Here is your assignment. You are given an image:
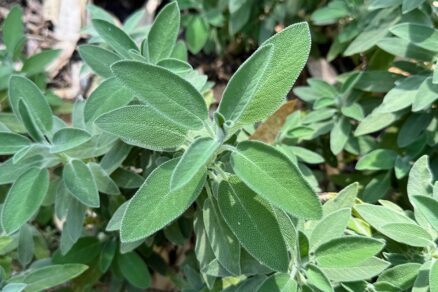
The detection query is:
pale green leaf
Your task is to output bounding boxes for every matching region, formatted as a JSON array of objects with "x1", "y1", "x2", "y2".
[
  {"x1": 306, "y1": 264, "x2": 333, "y2": 292},
  {"x1": 63, "y1": 159, "x2": 99, "y2": 208},
  {"x1": 111, "y1": 61, "x2": 208, "y2": 129},
  {"x1": 78, "y1": 45, "x2": 121, "y2": 78},
  {"x1": 3, "y1": 6, "x2": 24, "y2": 58},
  {"x1": 117, "y1": 252, "x2": 150, "y2": 288},
  {"x1": 356, "y1": 149, "x2": 397, "y2": 170},
  {"x1": 323, "y1": 182, "x2": 358, "y2": 215},
  {"x1": 88, "y1": 162, "x2": 120, "y2": 195},
  {"x1": 218, "y1": 177, "x2": 289, "y2": 272},
  {"x1": 1, "y1": 168, "x2": 49, "y2": 234},
  {"x1": 0, "y1": 132, "x2": 31, "y2": 154},
  {"x1": 412, "y1": 261, "x2": 431, "y2": 292},
  {"x1": 8, "y1": 264, "x2": 88, "y2": 291},
  {"x1": 431, "y1": 260, "x2": 438, "y2": 292},
  {"x1": 92, "y1": 19, "x2": 138, "y2": 58},
  {"x1": 378, "y1": 263, "x2": 422, "y2": 290},
  {"x1": 186, "y1": 15, "x2": 209, "y2": 54},
  {"x1": 120, "y1": 158, "x2": 205, "y2": 242},
  {"x1": 257, "y1": 273, "x2": 297, "y2": 292},
  {"x1": 380, "y1": 222, "x2": 433, "y2": 247},
  {"x1": 147, "y1": 2, "x2": 180, "y2": 63},
  {"x1": 413, "y1": 77, "x2": 438, "y2": 111},
  {"x1": 330, "y1": 116, "x2": 351, "y2": 155},
  {"x1": 171, "y1": 137, "x2": 219, "y2": 191},
  {"x1": 310, "y1": 208, "x2": 351, "y2": 251},
  {"x1": 50, "y1": 128, "x2": 91, "y2": 153},
  {"x1": 391, "y1": 23, "x2": 438, "y2": 52},
  {"x1": 411, "y1": 195, "x2": 438, "y2": 232},
  {"x1": 355, "y1": 111, "x2": 399, "y2": 136},
  {"x1": 95, "y1": 105, "x2": 187, "y2": 151},
  {"x1": 321, "y1": 257, "x2": 390, "y2": 282},
  {"x1": 231, "y1": 141, "x2": 322, "y2": 219},
  {"x1": 22, "y1": 49, "x2": 60, "y2": 75}
]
